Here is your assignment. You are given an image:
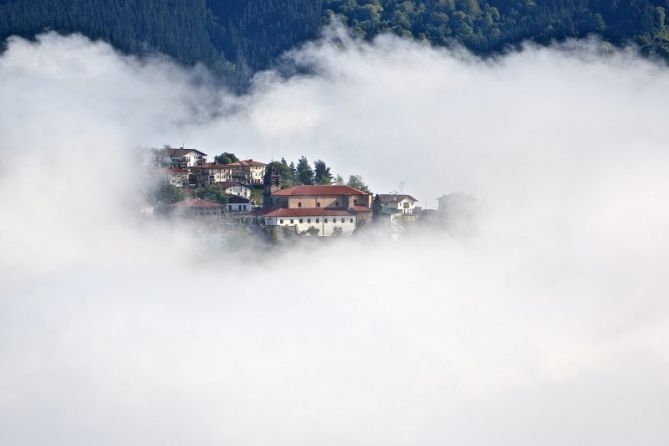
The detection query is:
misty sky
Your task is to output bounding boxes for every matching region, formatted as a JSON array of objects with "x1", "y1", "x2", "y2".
[{"x1": 1, "y1": 29, "x2": 669, "y2": 445}]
